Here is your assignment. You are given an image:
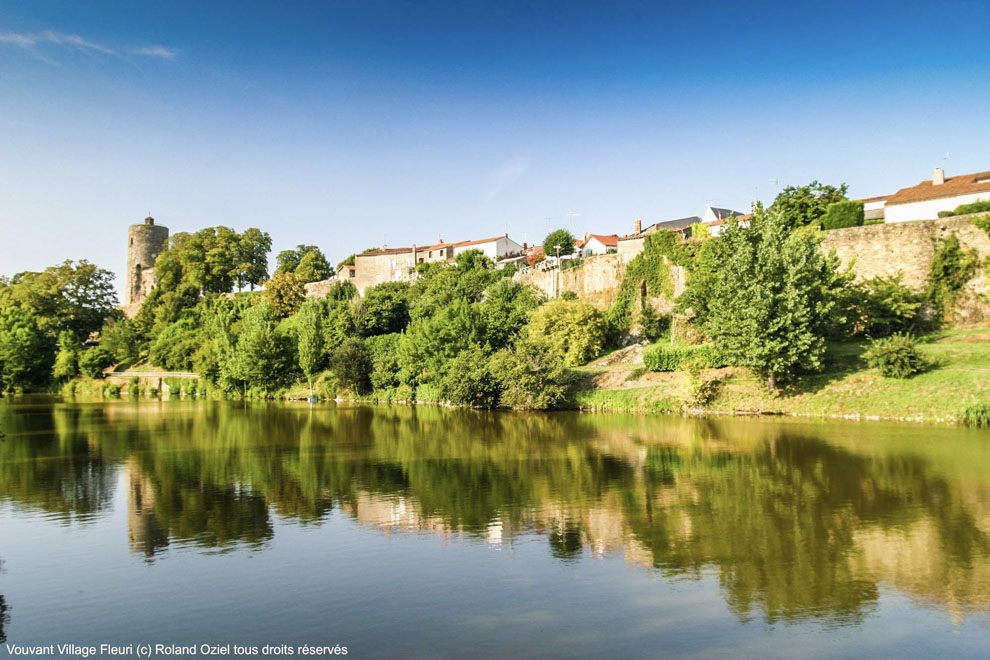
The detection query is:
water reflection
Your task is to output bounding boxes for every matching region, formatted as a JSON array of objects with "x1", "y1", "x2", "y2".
[{"x1": 1, "y1": 399, "x2": 989, "y2": 625}]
